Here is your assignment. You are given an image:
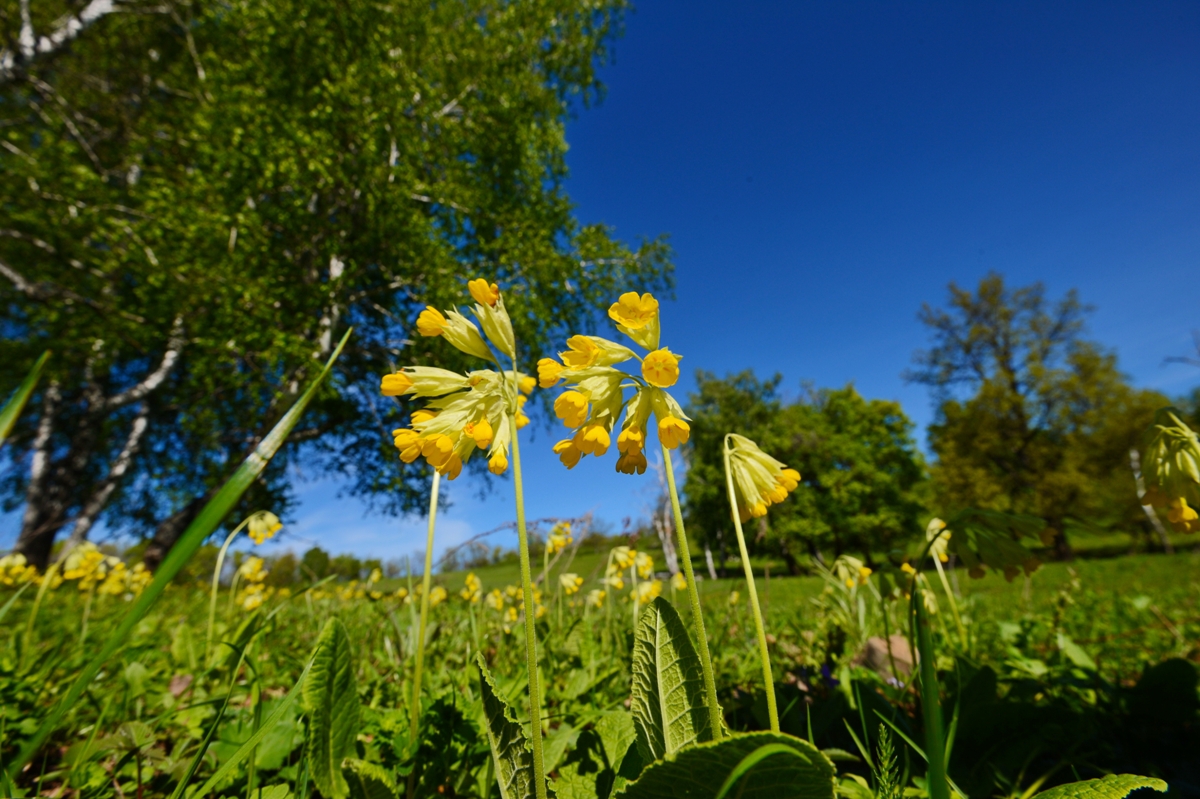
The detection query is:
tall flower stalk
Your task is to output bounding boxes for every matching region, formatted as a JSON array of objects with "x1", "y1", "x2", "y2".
[
  {"x1": 205, "y1": 511, "x2": 281, "y2": 666},
  {"x1": 408, "y1": 469, "x2": 441, "y2": 746},
  {"x1": 721, "y1": 433, "x2": 801, "y2": 733},
  {"x1": 380, "y1": 279, "x2": 545, "y2": 797},
  {"x1": 540, "y1": 291, "x2": 723, "y2": 738}
]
